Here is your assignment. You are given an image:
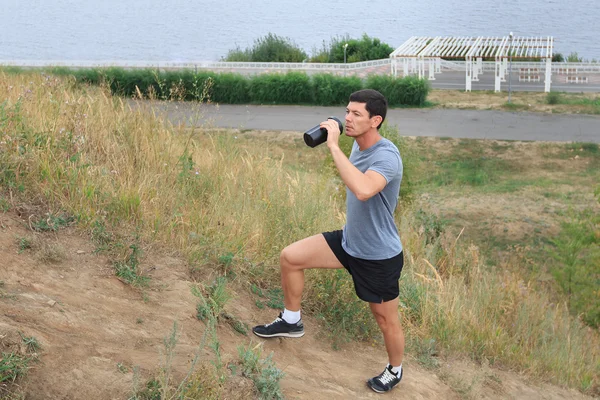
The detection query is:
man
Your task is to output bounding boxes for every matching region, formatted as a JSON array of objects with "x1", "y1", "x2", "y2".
[{"x1": 253, "y1": 89, "x2": 405, "y2": 394}]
